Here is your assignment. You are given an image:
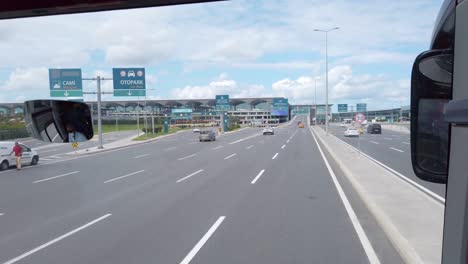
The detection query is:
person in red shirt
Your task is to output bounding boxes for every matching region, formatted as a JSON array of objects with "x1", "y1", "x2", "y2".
[{"x1": 10, "y1": 142, "x2": 23, "y2": 170}]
